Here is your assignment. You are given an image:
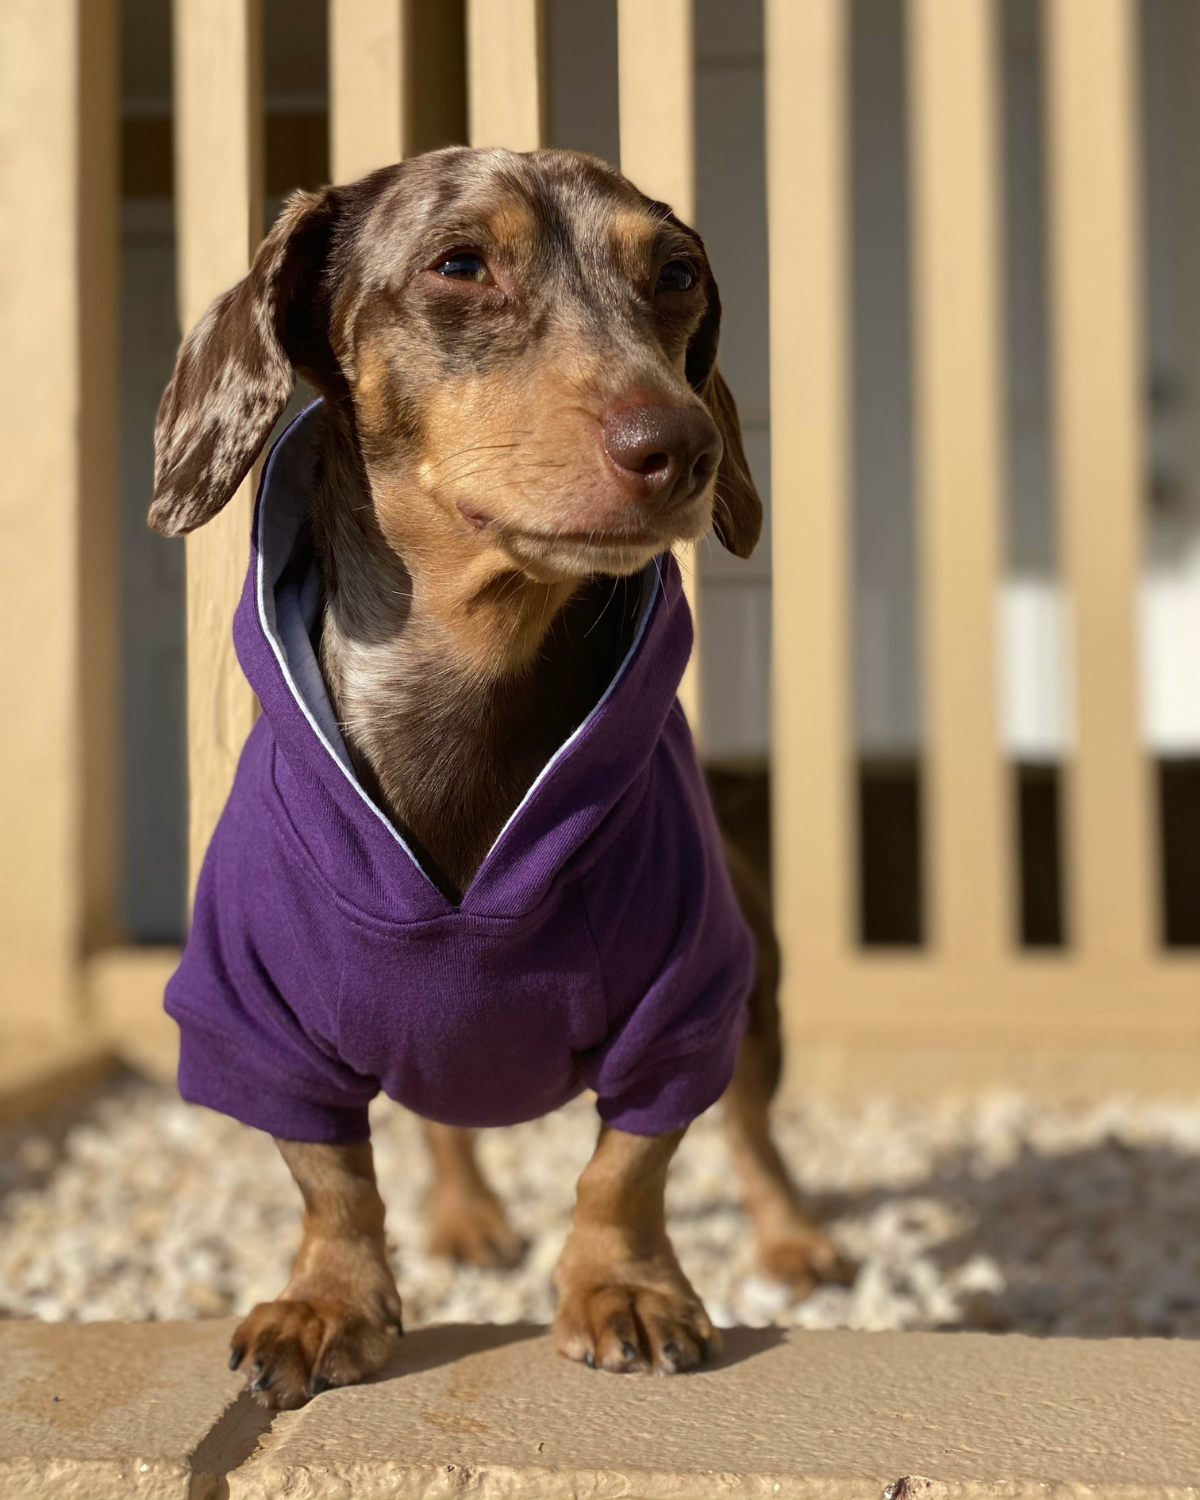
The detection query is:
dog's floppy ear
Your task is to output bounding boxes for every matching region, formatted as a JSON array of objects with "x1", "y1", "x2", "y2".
[
  {"x1": 701, "y1": 365, "x2": 762, "y2": 559},
  {"x1": 149, "y1": 187, "x2": 339, "y2": 536},
  {"x1": 685, "y1": 278, "x2": 763, "y2": 560}
]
